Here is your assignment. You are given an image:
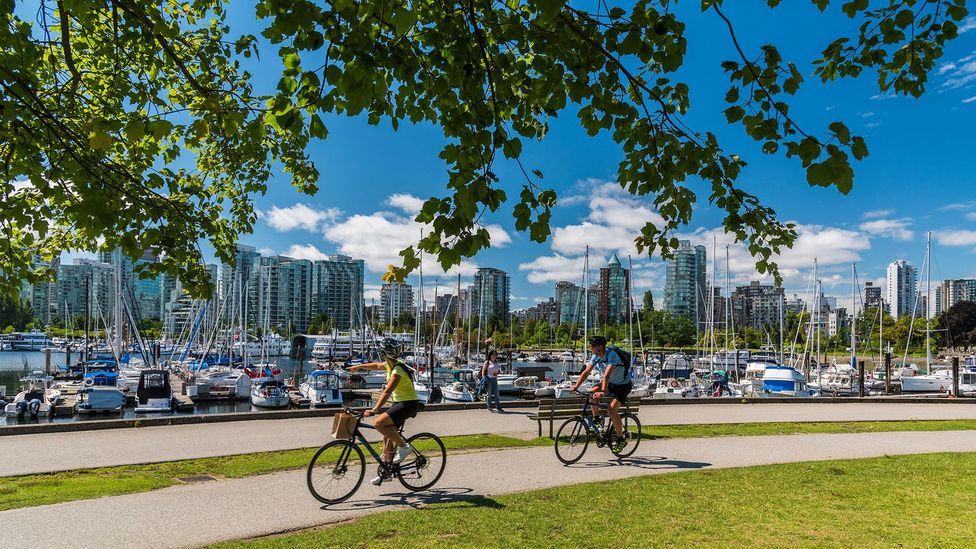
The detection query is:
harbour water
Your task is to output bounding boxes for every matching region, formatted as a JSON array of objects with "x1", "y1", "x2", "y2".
[{"x1": 0, "y1": 351, "x2": 578, "y2": 425}]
